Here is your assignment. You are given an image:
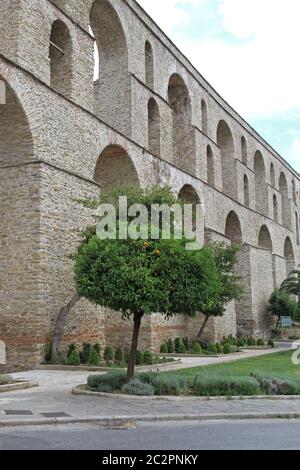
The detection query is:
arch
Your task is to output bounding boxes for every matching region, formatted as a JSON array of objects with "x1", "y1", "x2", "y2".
[
  {"x1": 90, "y1": 0, "x2": 130, "y2": 135},
  {"x1": 148, "y1": 98, "x2": 160, "y2": 156},
  {"x1": 258, "y1": 225, "x2": 273, "y2": 251},
  {"x1": 168, "y1": 74, "x2": 194, "y2": 172},
  {"x1": 217, "y1": 120, "x2": 235, "y2": 198},
  {"x1": 254, "y1": 150, "x2": 268, "y2": 216},
  {"x1": 241, "y1": 136, "x2": 247, "y2": 165},
  {"x1": 279, "y1": 172, "x2": 291, "y2": 228},
  {"x1": 49, "y1": 19, "x2": 73, "y2": 98},
  {"x1": 270, "y1": 162, "x2": 275, "y2": 187},
  {"x1": 273, "y1": 194, "x2": 279, "y2": 222},
  {"x1": 94, "y1": 145, "x2": 140, "y2": 191},
  {"x1": 201, "y1": 99, "x2": 208, "y2": 134},
  {"x1": 284, "y1": 236, "x2": 295, "y2": 276},
  {"x1": 0, "y1": 78, "x2": 34, "y2": 165},
  {"x1": 225, "y1": 211, "x2": 242, "y2": 245},
  {"x1": 145, "y1": 40, "x2": 154, "y2": 89},
  {"x1": 206, "y1": 145, "x2": 214, "y2": 187},
  {"x1": 295, "y1": 212, "x2": 300, "y2": 245},
  {"x1": 243, "y1": 174, "x2": 250, "y2": 208},
  {"x1": 178, "y1": 184, "x2": 200, "y2": 231}
]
